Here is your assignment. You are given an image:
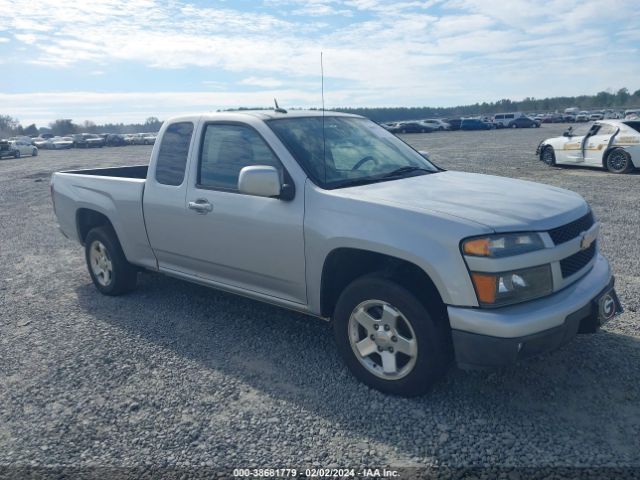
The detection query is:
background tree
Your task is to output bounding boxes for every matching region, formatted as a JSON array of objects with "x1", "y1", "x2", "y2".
[
  {"x1": 49, "y1": 119, "x2": 78, "y2": 136},
  {"x1": 144, "y1": 116, "x2": 162, "y2": 131},
  {"x1": 23, "y1": 124, "x2": 39, "y2": 136}
]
